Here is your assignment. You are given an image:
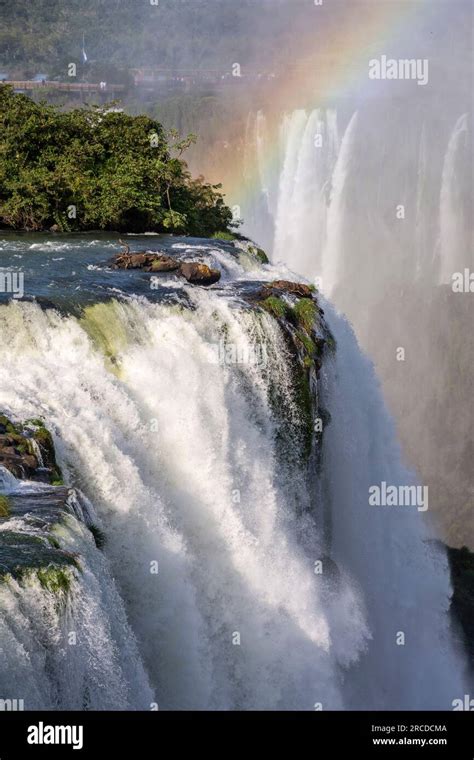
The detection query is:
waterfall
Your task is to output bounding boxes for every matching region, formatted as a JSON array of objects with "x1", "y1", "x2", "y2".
[
  {"x1": 0, "y1": 465, "x2": 20, "y2": 493},
  {"x1": 241, "y1": 112, "x2": 275, "y2": 251},
  {"x1": 438, "y1": 114, "x2": 469, "y2": 285},
  {"x1": 273, "y1": 109, "x2": 339, "y2": 281},
  {"x1": 0, "y1": 477, "x2": 153, "y2": 710},
  {"x1": 258, "y1": 105, "x2": 473, "y2": 550},
  {"x1": 263, "y1": 107, "x2": 471, "y2": 298},
  {"x1": 320, "y1": 302, "x2": 466, "y2": 709},
  {"x1": 321, "y1": 112, "x2": 358, "y2": 297},
  {"x1": 0, "y1": 289, "x2": 467, "y2": 710}
]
